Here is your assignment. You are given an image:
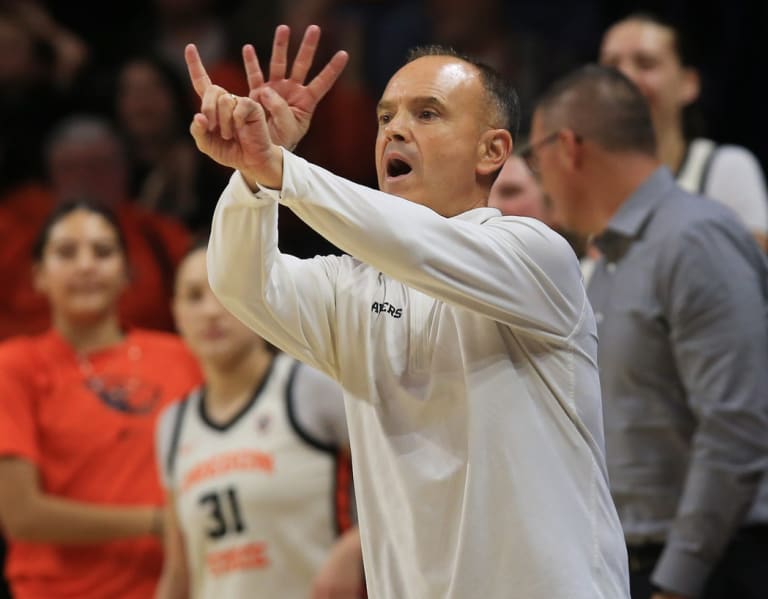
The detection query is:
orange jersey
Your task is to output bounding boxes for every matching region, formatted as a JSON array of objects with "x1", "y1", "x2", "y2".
[
  {"x1": 0, "y1": 184, "x2": 191, "y2": 338},
  {"x1": 0, "y1": 329, "x2": 202, "y2": 599}
]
